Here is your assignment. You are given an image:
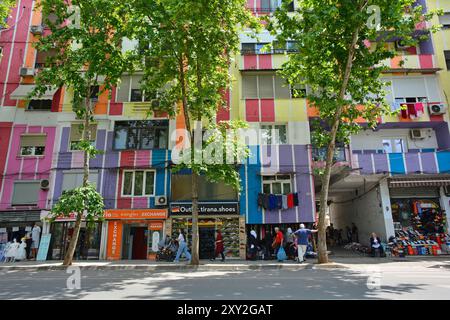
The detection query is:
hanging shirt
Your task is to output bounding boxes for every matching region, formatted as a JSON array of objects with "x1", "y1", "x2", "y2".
[
  {"x1": 293, "y1": 193, "x2": 299, "y2": 206},
  {"x1": 263, "y1": 194, "x2": 270, "y2": 209},
  {"x1": 269, "y1": 194, "x2": 278, "y2": 210},
  {"x1": 276, "y1": 195, "x2": 283, "y2": 210},
  {"x1": 414, "y1": 102, "x2": 424, "y2": 117},
  {"x1": 257, "y1": 193, "x2": 264, "y2": 208},
  {"x1": 407, "y1": 104, "x2": 417, "y2": 118},
  {"x1": 287, "y1": 193, "x2": 294, "y2": 208},
  {"x1": 391, "y1": 101, "x2": 401, "y2": 111}
]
